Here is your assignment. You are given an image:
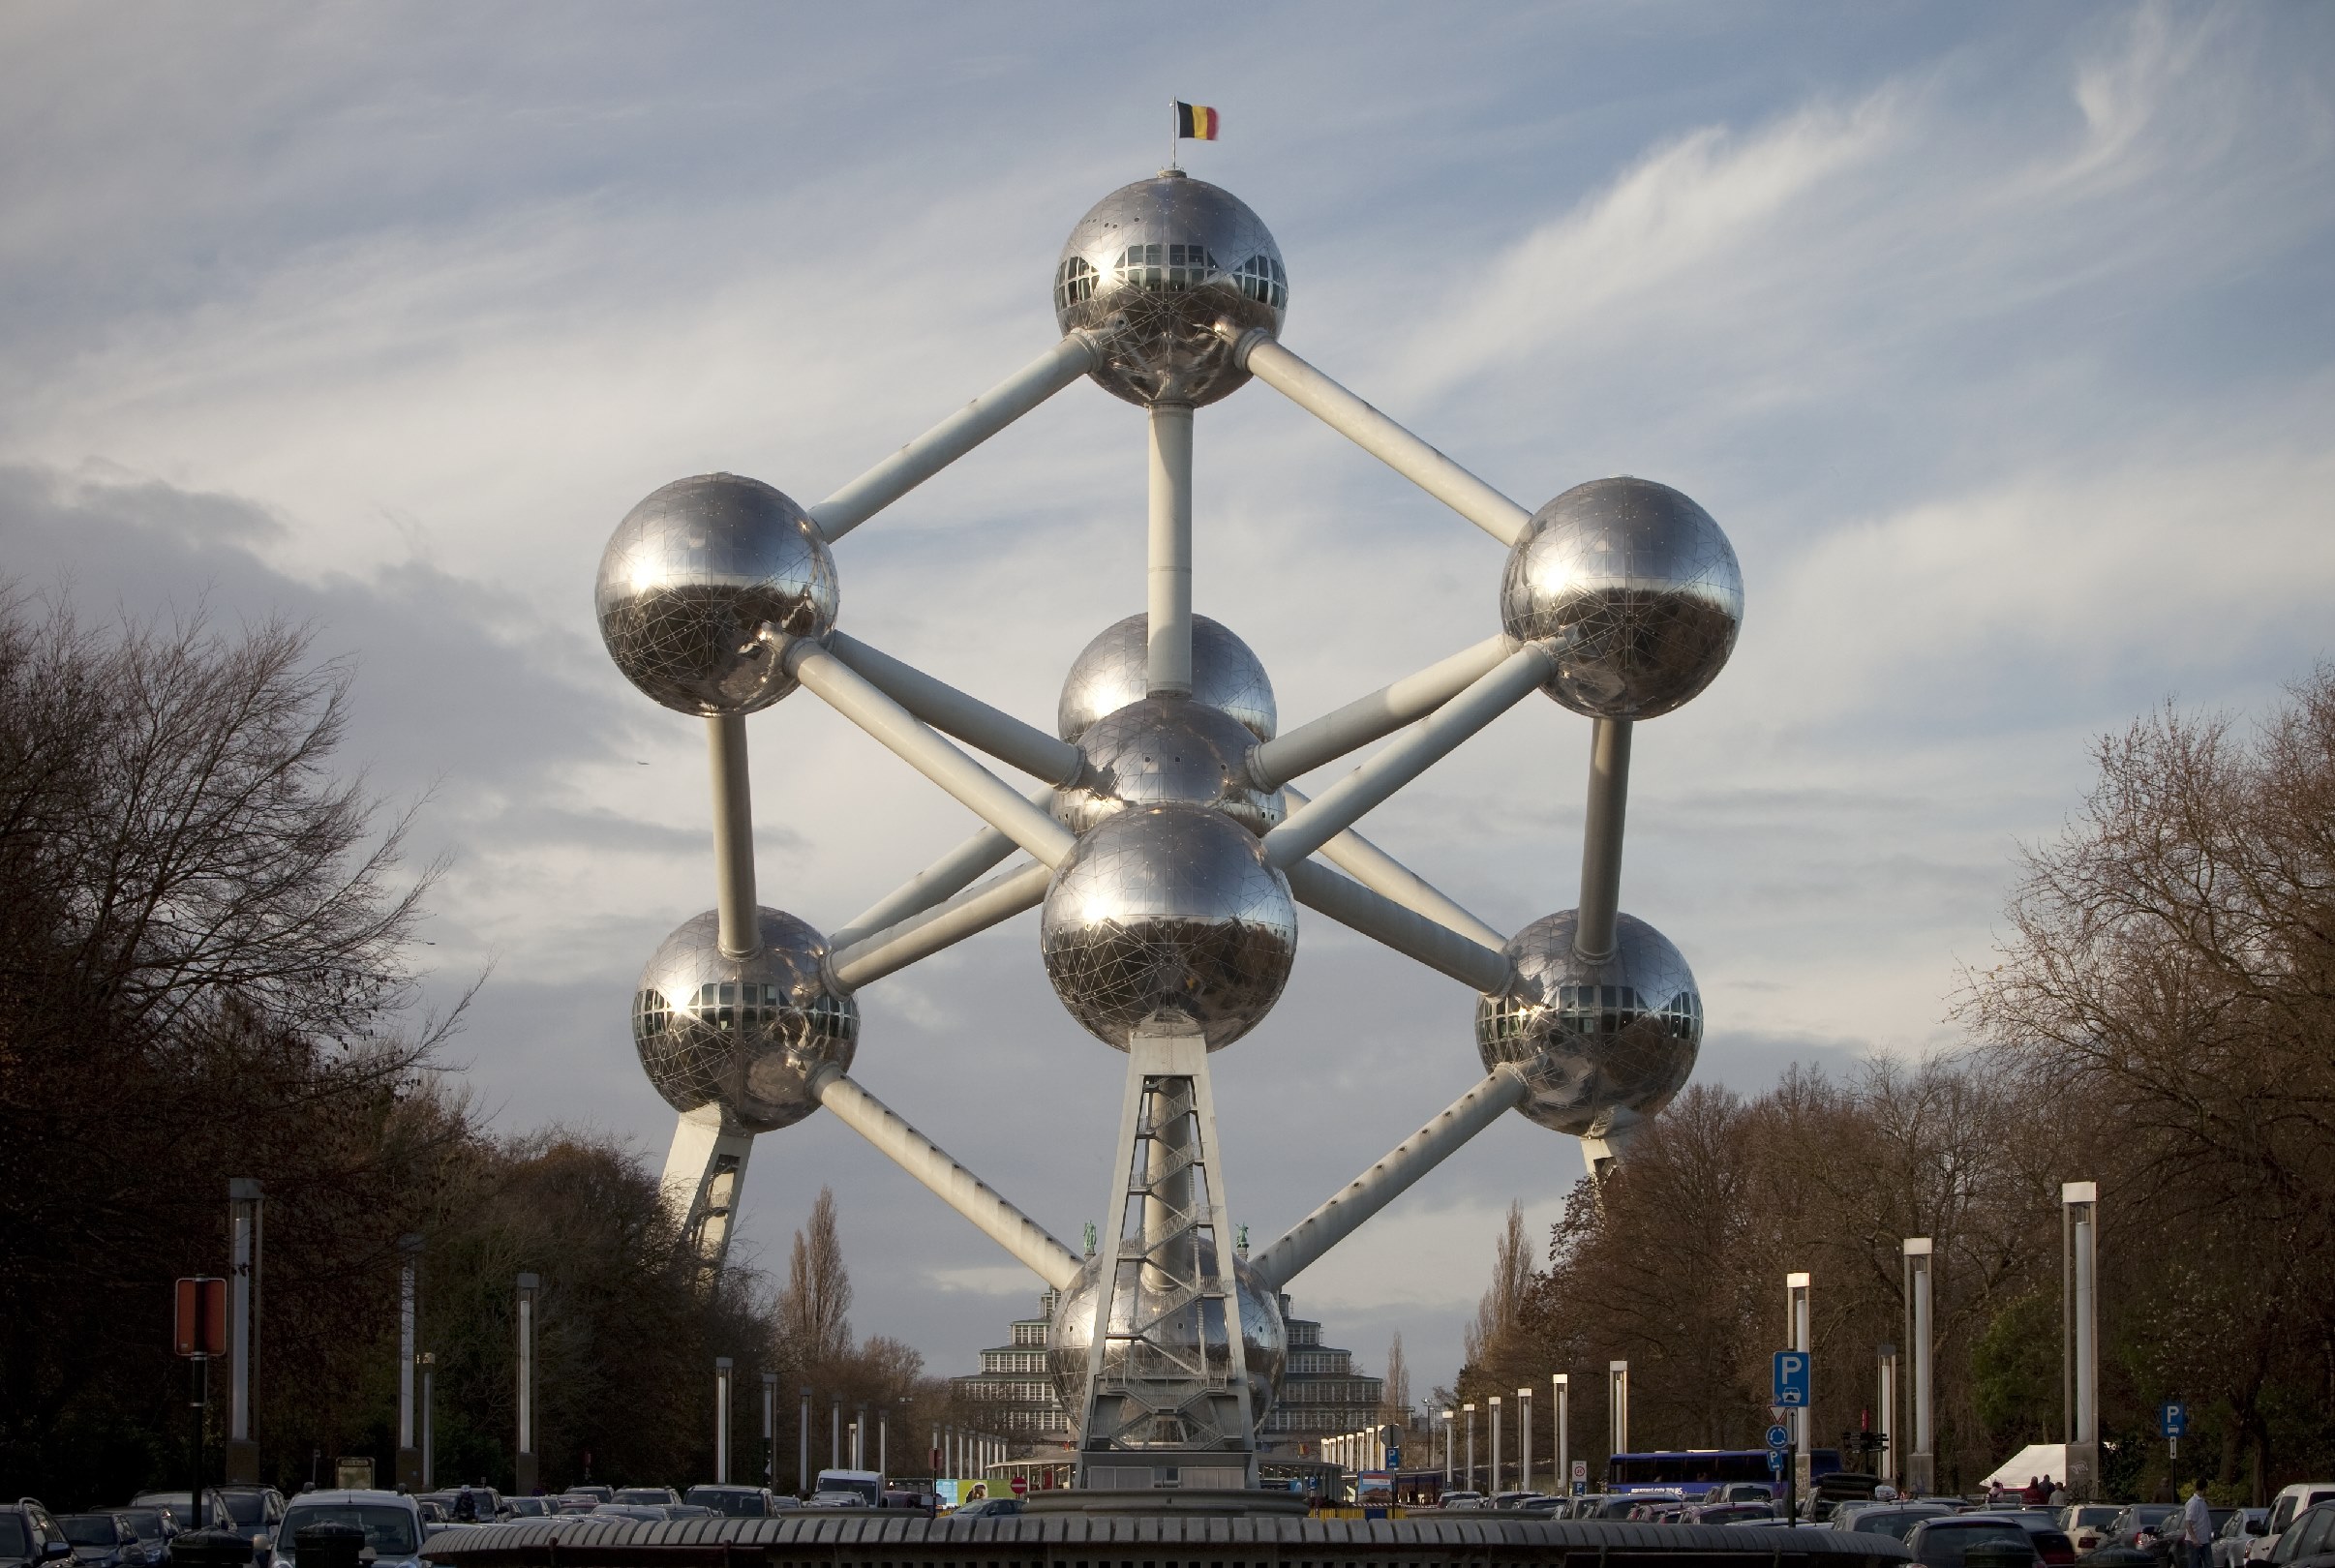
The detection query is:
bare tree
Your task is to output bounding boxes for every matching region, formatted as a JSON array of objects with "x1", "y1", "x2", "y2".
[
  {"x1": 777, "y1": 1187, "x2": 855, "y2": 1367},
  {"x1": 1381, "y1": 1332, "x2": 1413, "y2": 1428}
]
